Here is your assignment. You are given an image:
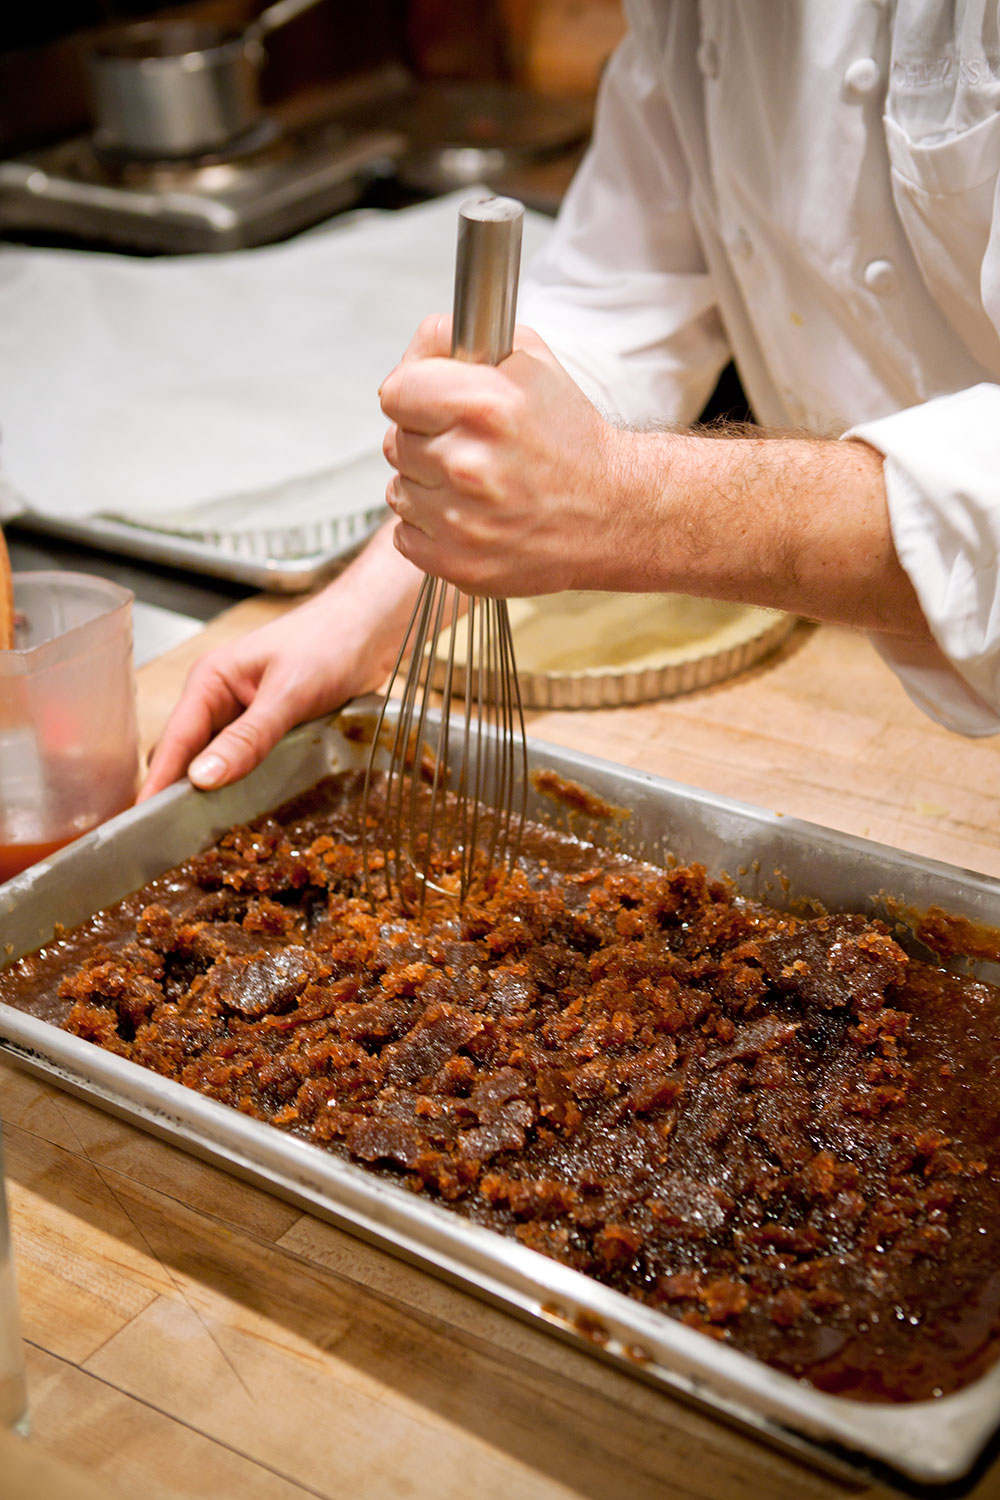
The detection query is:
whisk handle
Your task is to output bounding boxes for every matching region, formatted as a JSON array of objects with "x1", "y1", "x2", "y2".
[{"x1": 451, "y1": 195, "x2": 524, "y2": 366}]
